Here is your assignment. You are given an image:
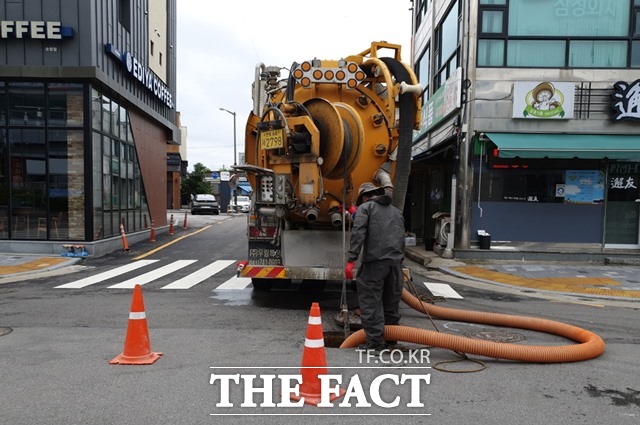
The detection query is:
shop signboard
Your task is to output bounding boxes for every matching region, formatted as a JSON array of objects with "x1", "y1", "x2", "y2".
[
  {"x1": 611, "y1": 79, "x2": 640, "y2": 122},
  {"x1": 415, "y1": 67, "x2": 462, "y2": 138},
  {"x1": 513, "y1": 81, "x2": 575, "y2": 119}
]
